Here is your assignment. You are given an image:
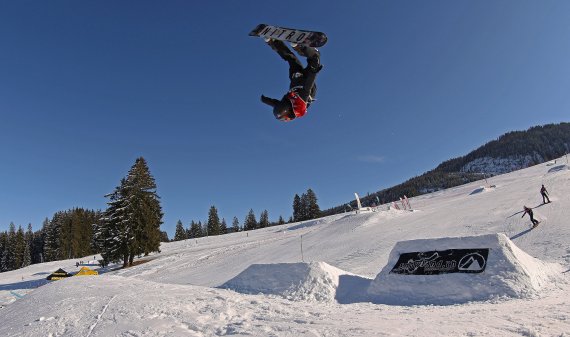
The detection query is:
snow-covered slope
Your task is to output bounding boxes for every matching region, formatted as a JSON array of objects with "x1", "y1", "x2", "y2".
[
  {"x1": 460, "y1": 155, "x2": 543, "y2": 174},
  {"x1": 1, "y1": 158, "x2": 570, "y2": 336}
]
